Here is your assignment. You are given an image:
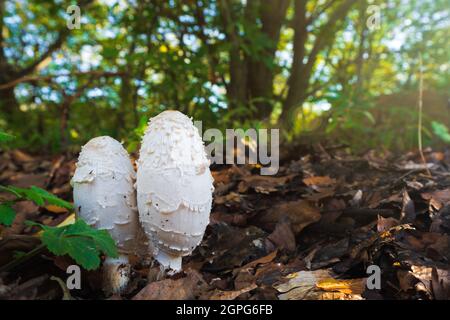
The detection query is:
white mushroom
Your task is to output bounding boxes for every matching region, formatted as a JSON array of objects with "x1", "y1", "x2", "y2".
[
  {"x1": 137, "y1": 110, "x2": 214, "y2": 272},
  {"x1": 71, "y1": 136, "x2": 147, "y2": 294}
]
